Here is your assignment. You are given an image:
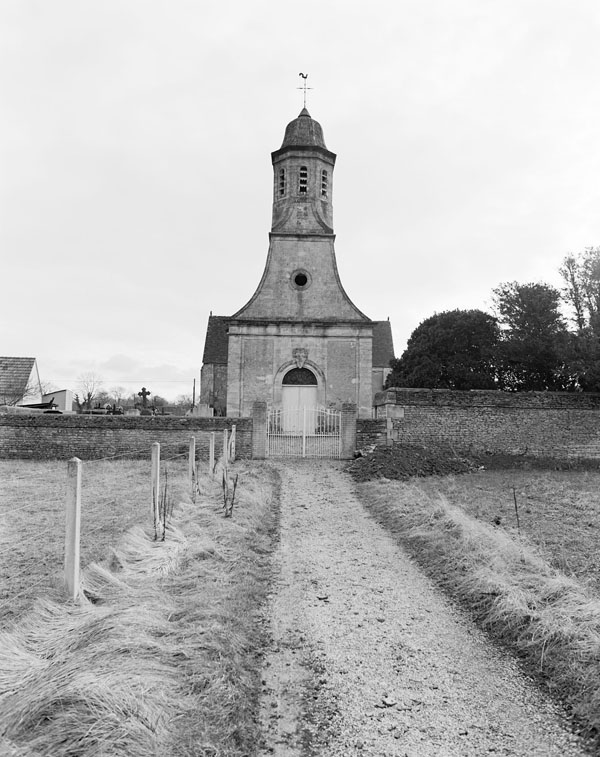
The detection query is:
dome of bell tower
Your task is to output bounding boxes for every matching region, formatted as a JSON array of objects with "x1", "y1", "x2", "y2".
[
  {"x1": 271, "y1": 107, "x2": 336, "y2": 235},
  {"x1": 280, "y1": 108, "x2": 327, "y2": 149}
]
